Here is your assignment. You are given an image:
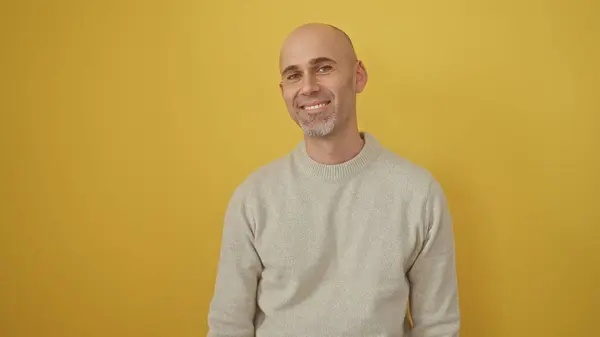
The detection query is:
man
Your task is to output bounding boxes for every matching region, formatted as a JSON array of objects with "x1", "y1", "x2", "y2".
[{"x1": 207, "y1": 23, "x2": 460, "y2": 337}]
